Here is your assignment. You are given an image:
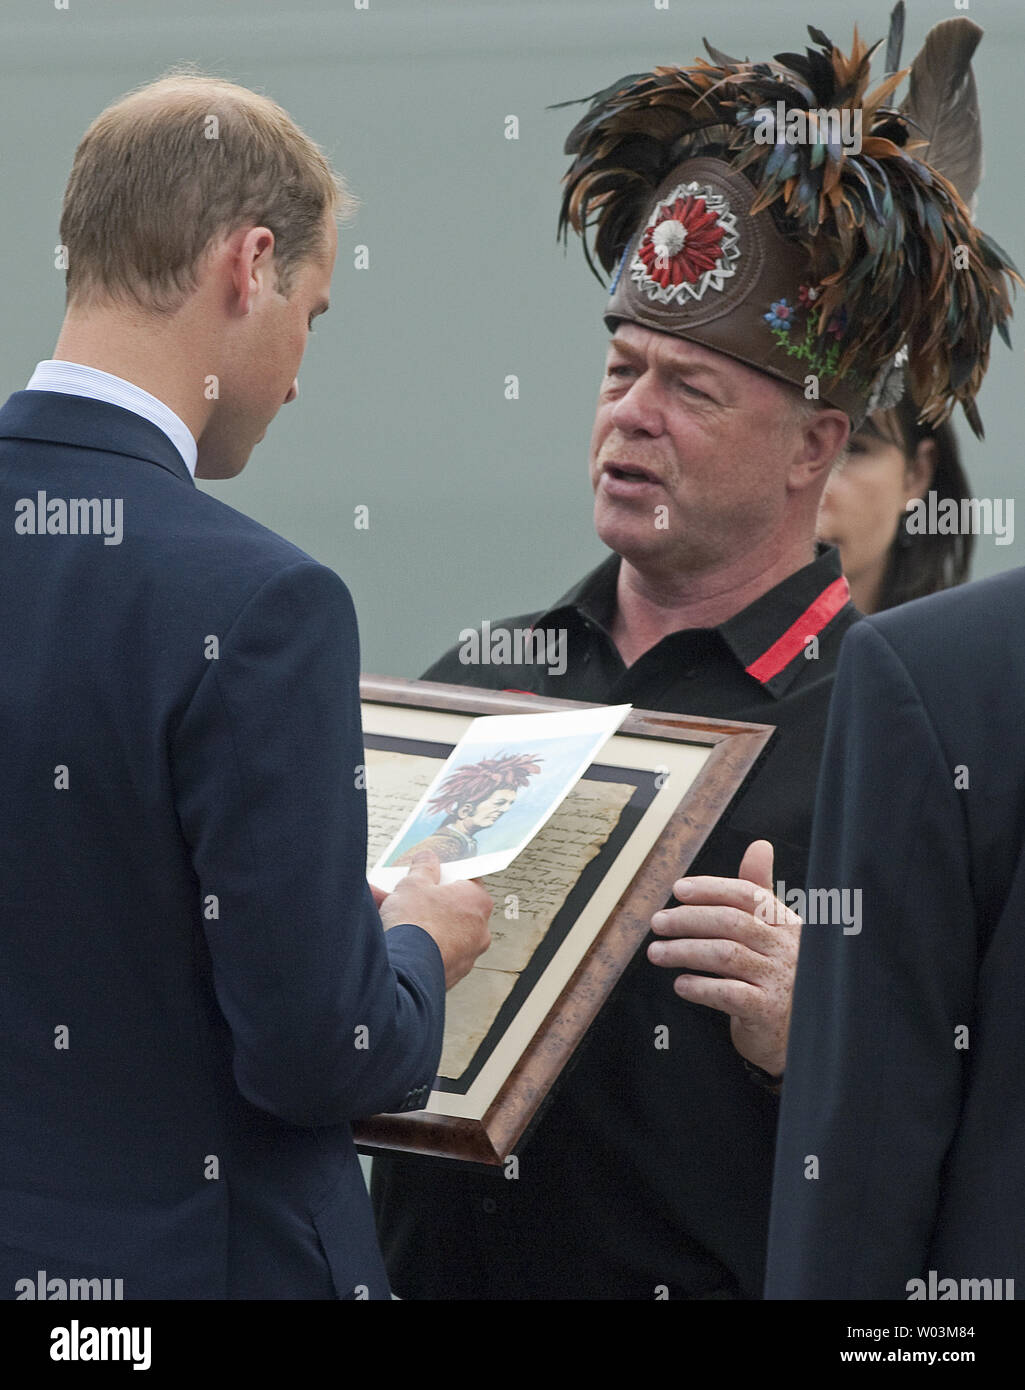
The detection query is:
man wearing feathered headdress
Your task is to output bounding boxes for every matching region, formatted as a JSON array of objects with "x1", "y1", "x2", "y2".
[
  {"x1": 393, "y1": 752, "x2": 543, "y2": 865},
  {"x1": 373, "y1": 11, "x2": 1019, "y2": 1300}
]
